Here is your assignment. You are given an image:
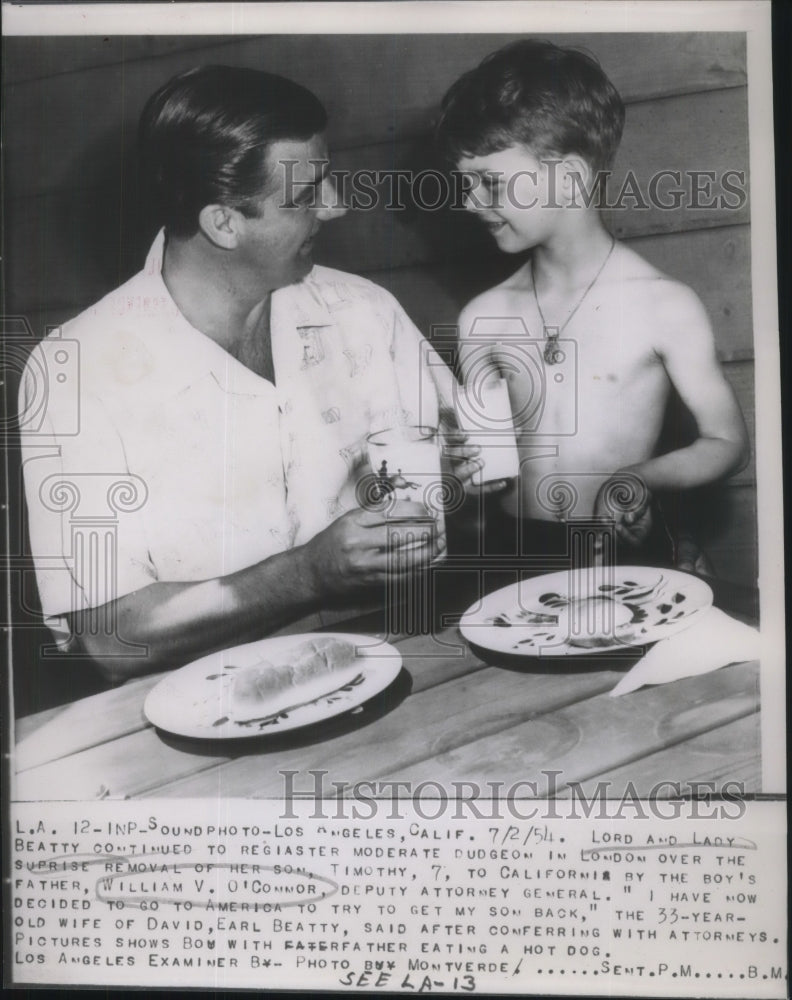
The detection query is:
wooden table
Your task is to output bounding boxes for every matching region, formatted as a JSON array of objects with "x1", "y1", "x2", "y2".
[{"x1": 13, "y1": 572, "x2": 761, "y2": 802}]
